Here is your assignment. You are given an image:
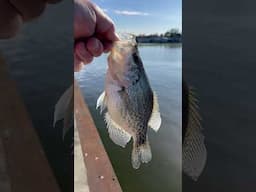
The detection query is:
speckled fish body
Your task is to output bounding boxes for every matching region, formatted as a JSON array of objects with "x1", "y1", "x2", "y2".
[{"x1": 97, "y1": 39, "x2": 161, "y2": 169}]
